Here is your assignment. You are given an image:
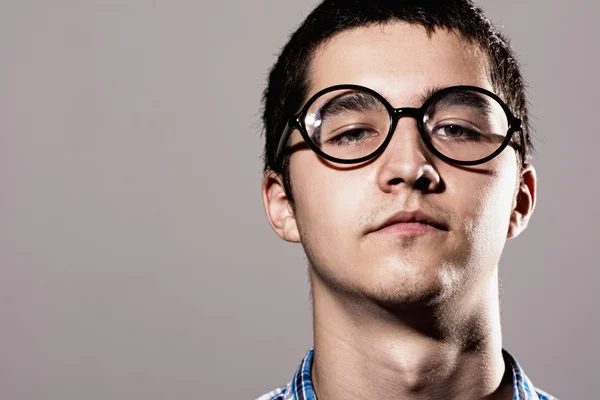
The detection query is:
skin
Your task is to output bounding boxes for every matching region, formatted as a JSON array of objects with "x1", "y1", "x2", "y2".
[{"x1": 263, "y1": 22, "x2": 536, "y2": 400}]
